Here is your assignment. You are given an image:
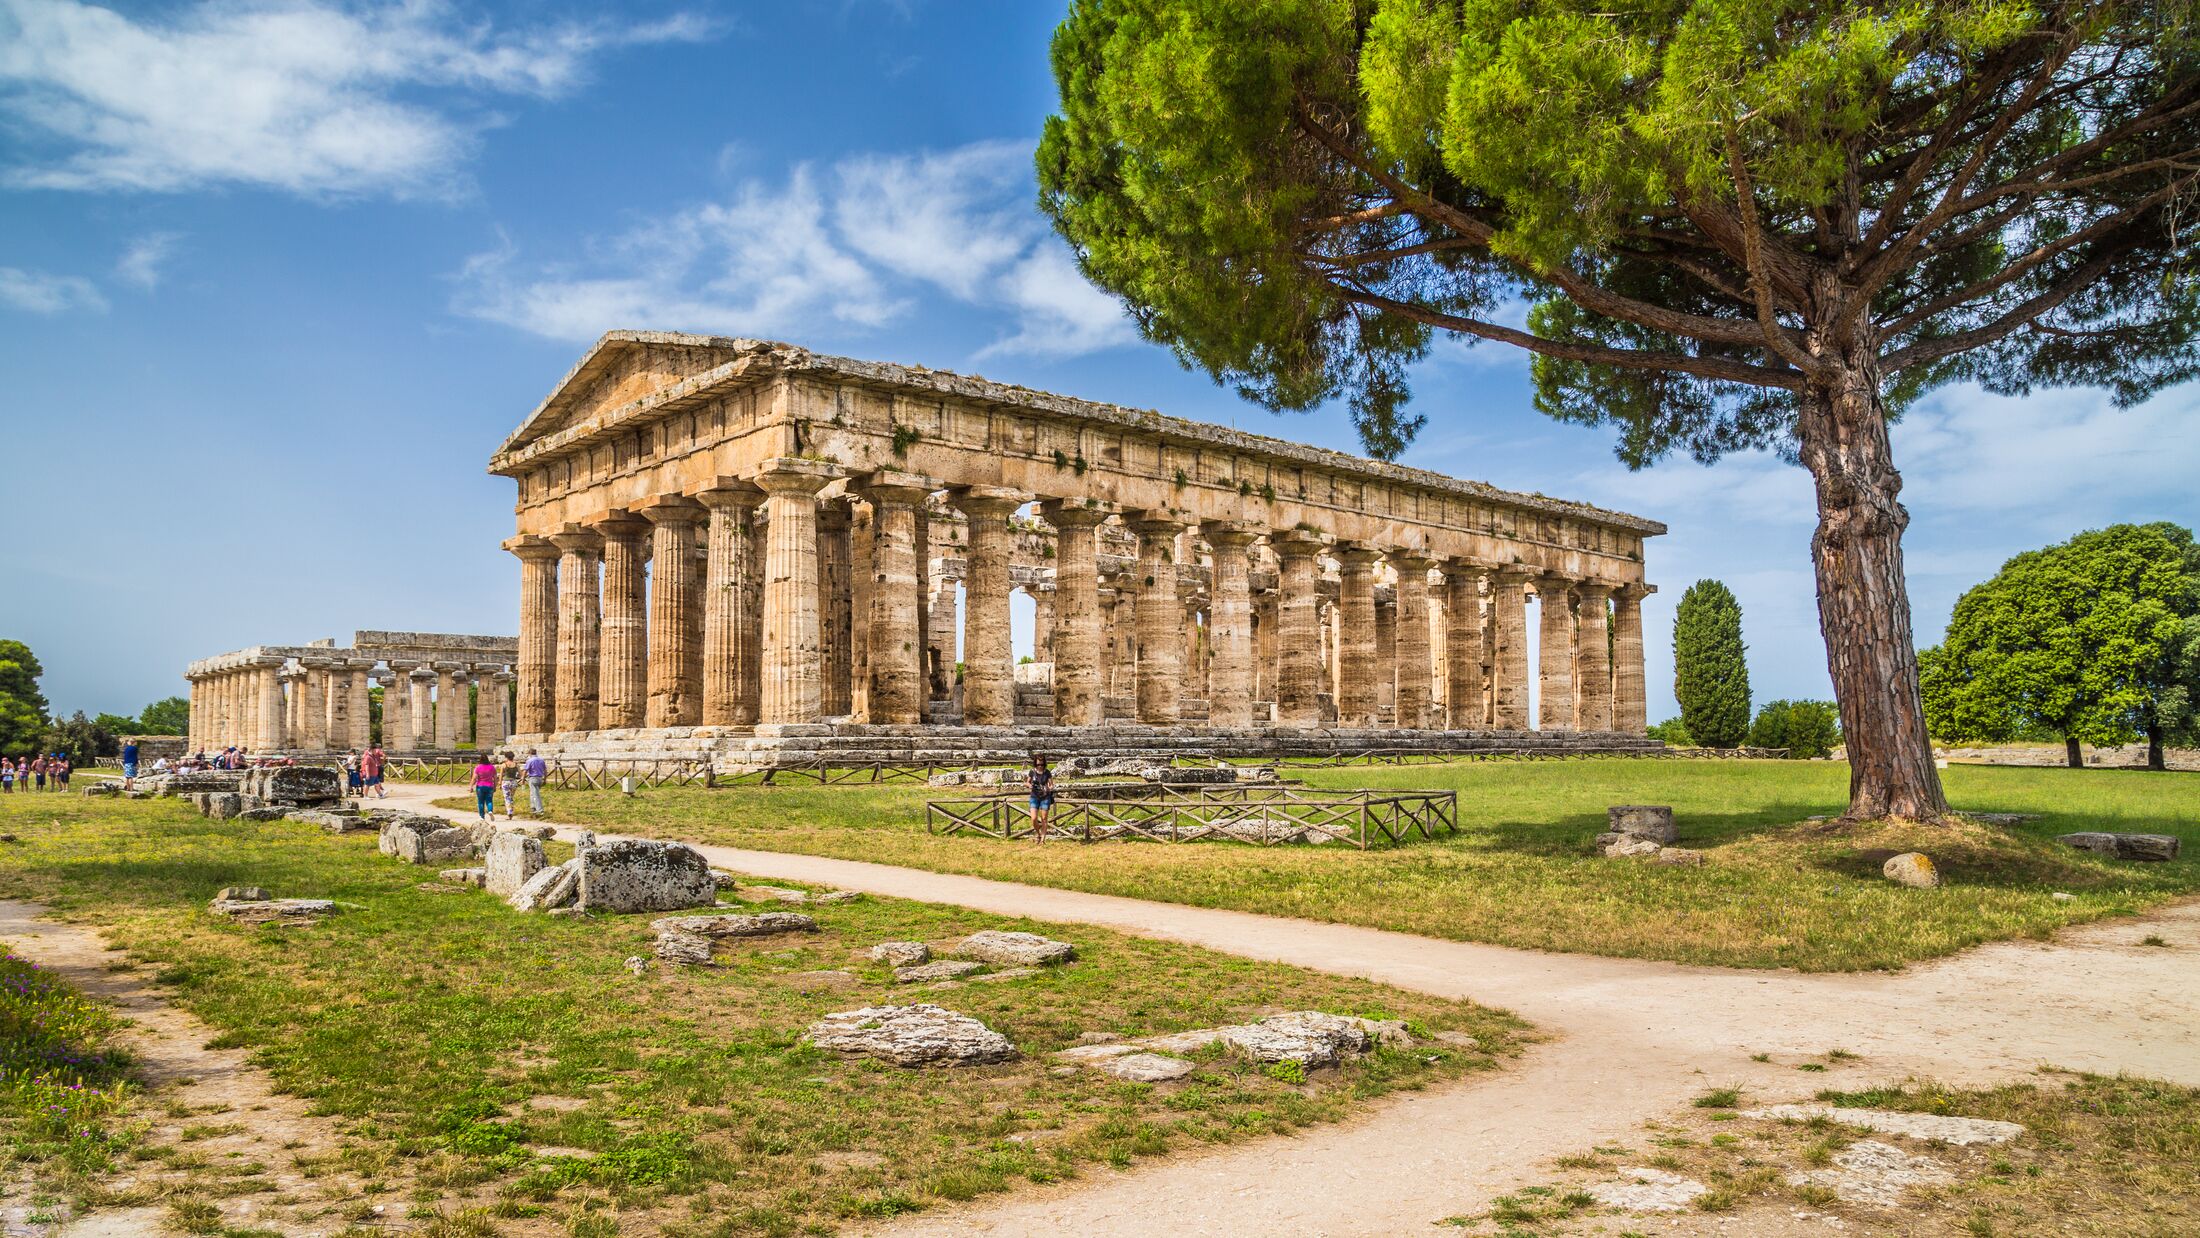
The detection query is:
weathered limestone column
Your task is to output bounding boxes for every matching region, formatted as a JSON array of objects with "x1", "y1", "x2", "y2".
[
  {"x1": 1041, "y1": 500, "x2": 1109, "y2": 726},
  {"x1": 1206, "y1": 524, "x2": 1258, "y2": 728},
  {"x1": 1095, "y1": 582, "x2": 1119, "y2": 695},
  {"x1": 508, "y1": 536, "x2": 560, "y2": 736},
  {"x1": 297, "y1": 659, "x2": 330, "y2": 752},
  {"x1": 1032, "y1": 588, "x2": 1056, "y2": 661},
  {"x1": 433, "y1": 663, "x2": 463, "y2": 748},
  {"x1": 408, "y1": 668, "x2": 436, "y2": 748},
  {"x1": 592, "y1": 513, "x2": 650, "y2": 730},
  {"x1": 1179, "y1": 582, "x2": 1204, "y2": 704},
  {"x1": 1391, "y1": 554, "x2": 1434, "y2": 729},
  {"x1": 641, "y1": 496, "x2": 708, "y2": 727},
  {"x1": 1334, "y1": 544, "x2": 1379, "y2": 727},
  {"x1": 956, "y1": 487, "x2": 1025, "y2": 727},
  {"x1": 1443, "y1": 562, "x2": 1488, "y2": 730},
  {"x1": 926, "y1": 568, "x2": 960, "y2": 712},
  {"x1": 1613, "y1": 584, "x2": 1651, "y2": 735},
  {"x1": 550, "y1": 528, "x2": 604, "y2": 733},
  {"x1": 695, "y1": 482, "x2": 762, "y2": 727},
  {"x1": 476, "y1": 665, "x2": 509, "y2": 750},
  {"x1": 861, "y1": 472, "x2": 930, "y2": 725},
  {"x1": 1574, "y1": 582, "x2": 1615, "y2": 731},
  {"x1": 345, "y1": 660, "x2": 373, "y2": 751},
  {"x1": 253, "y1": 660, "x2": 285, "y2": 751},
  {"x1": 758, "y1": 458, "x2": 842, "y2": 726},
  {"x1": 381, "y1": 663, "x2": 413, "y2": 751},
  {"x1": 1373, "y1": 591, "x2": 1398, "y2": 722},
  {"x1": 1272, "y1": 530, "x2": 1324, "y2": 726},
  {"x1": 817, "y1": 502, "x2": 854, "y2": 717},
  {"x1": 1536, "y1": 574, "x2": 1577, "y2": 732},
  {"x1": 1491, "y1": 569, "x2": 1533, "y2": 729},
  {"x1": 914, "y1": 503, "x2": 936, "y2": 704},
  {"x1": 1131, "y1": 513, "x2": 1188, "y2": 726},
  {"x1": 1257, "y1": 591, "x2": 1280, "y2": 711}
]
